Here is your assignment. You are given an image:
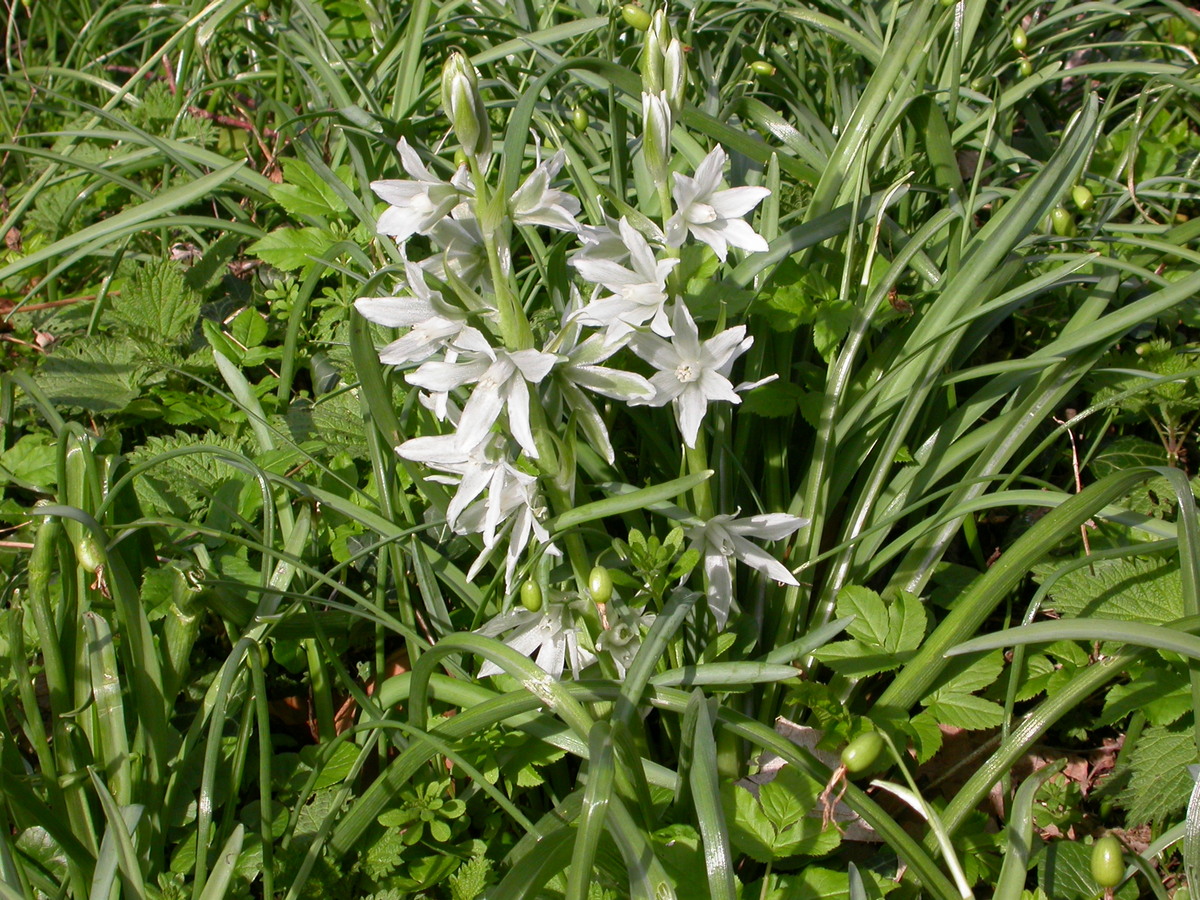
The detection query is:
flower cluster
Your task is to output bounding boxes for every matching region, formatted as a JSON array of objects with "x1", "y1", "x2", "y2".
[{"x1": 356, "y1": 40, "x2": 805, "y2": 677}]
